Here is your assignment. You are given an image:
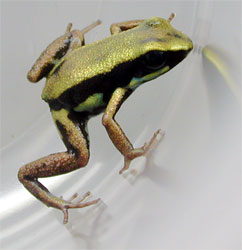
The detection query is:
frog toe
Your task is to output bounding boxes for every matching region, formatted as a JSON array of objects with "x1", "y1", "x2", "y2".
[
  {"x1": 119, "y1": 128, "x2": 165, "y2": 175},
  {"x1": 60, "y1": 195, "x2": 100, "y2": 224}
]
